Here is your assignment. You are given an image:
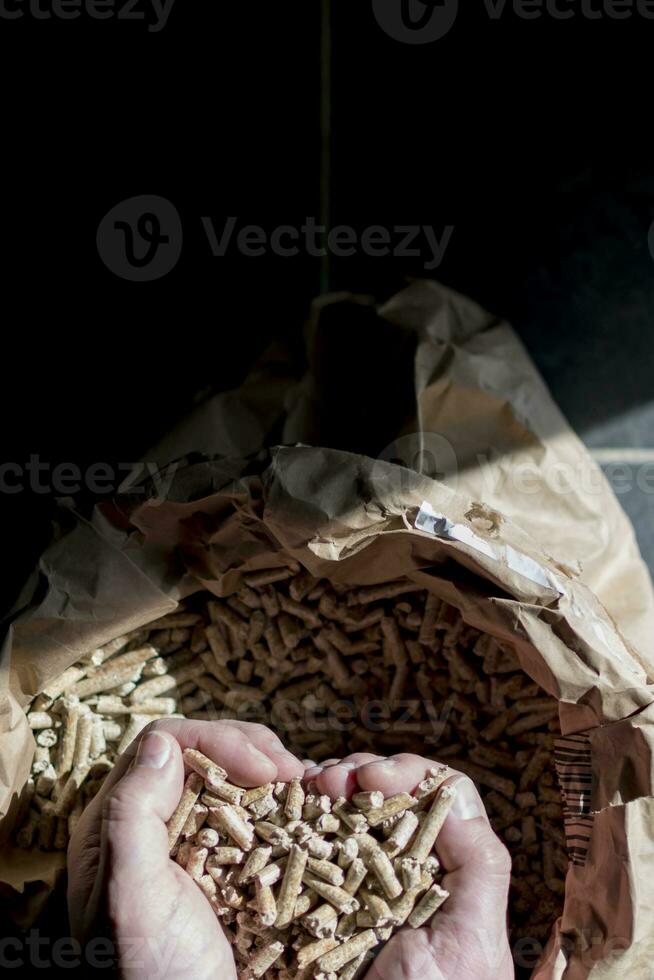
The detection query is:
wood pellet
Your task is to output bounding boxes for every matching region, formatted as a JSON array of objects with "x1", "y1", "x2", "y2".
[
  {"x1": 166, "y1": 748, "x2": 453, "y2": 978},
  {"x1": 16, "y1": 567, "x2": 567, "y2": 953}
]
